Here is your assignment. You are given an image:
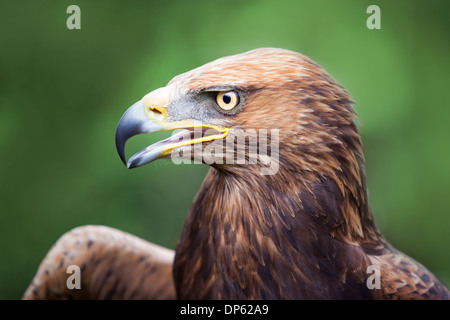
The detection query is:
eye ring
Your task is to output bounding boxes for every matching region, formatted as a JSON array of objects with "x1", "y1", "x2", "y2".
[{"x1": 215, "y1": 91, "x2": 241, "y2": 111}]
